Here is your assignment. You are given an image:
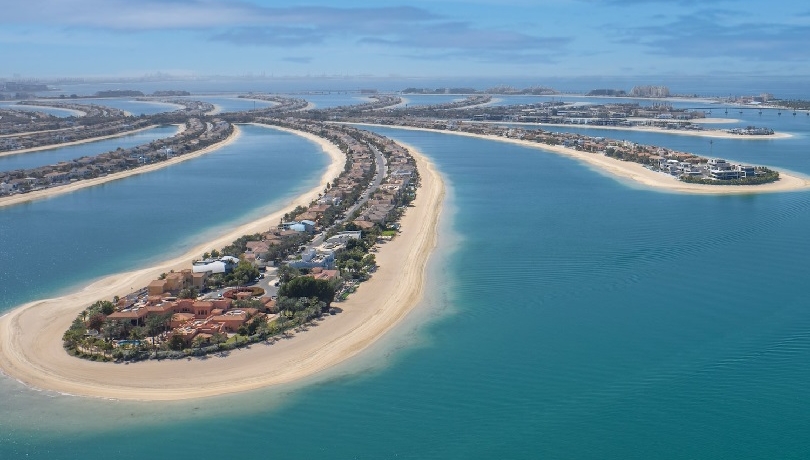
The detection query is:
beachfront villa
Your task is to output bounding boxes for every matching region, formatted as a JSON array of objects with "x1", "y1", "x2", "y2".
[
  {"x1": 192, "y1": 255, "x2": 239, "y2": 275},
  {"x1": 281, "y1": 220, "x2": 316, "y2": 233},
  {"x1": 107, "y1": 288, "x2": 275, "y2": 345}
]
